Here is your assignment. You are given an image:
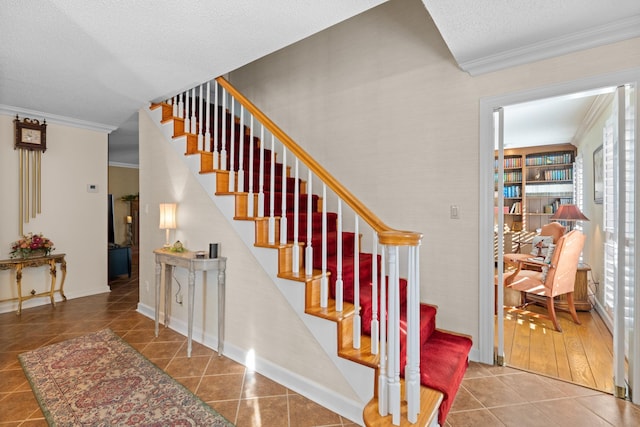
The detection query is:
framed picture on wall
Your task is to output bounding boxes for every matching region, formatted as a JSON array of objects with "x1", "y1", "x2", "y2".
[{"x1": 593, "y1": 145, "x2": 603, "y2": 204}]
